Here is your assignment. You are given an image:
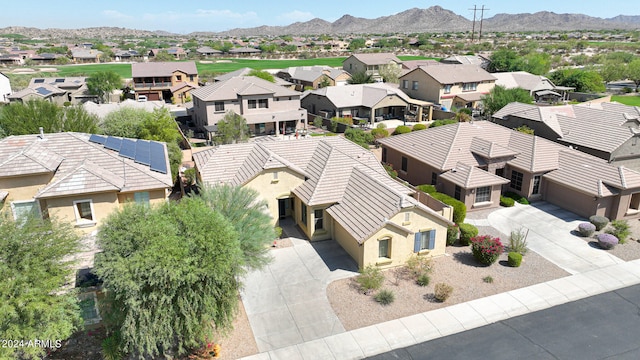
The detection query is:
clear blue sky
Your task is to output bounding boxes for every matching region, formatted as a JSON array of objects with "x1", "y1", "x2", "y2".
[{"x1": 2, "y1": 1, "x2": 637, "y2": 34}]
